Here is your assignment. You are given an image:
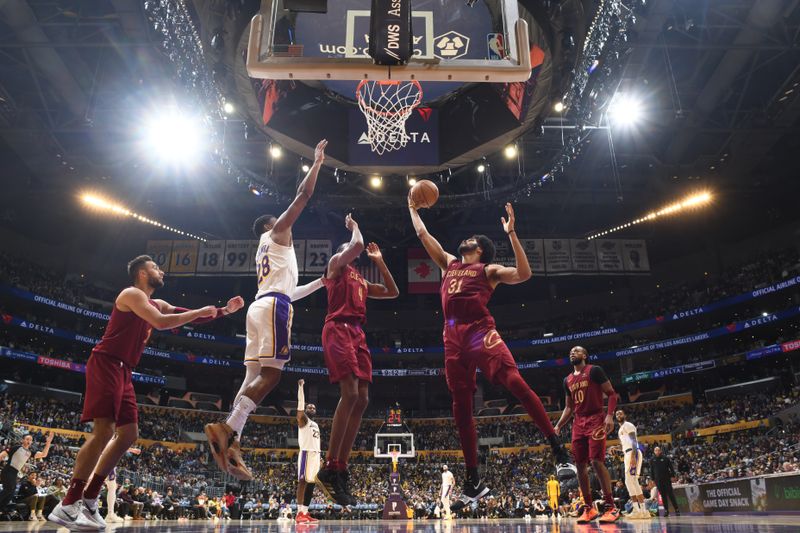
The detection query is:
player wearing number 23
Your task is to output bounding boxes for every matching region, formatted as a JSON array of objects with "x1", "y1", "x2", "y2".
[{"x1": 408, "y1": 200, "x2": 571, "y2": 511}]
